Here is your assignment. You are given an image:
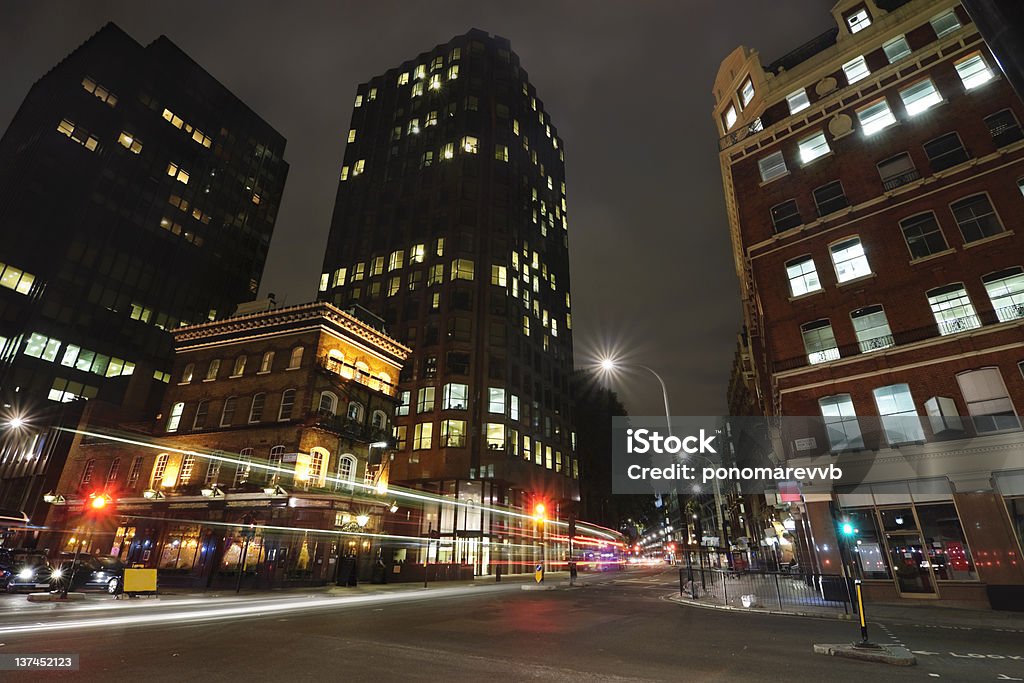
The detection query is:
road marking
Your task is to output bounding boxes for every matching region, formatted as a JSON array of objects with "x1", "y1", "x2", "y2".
[
  {"x1": 912, "y1": 650, "x2": 1024, "y2": 660},
  {"x1": 997, "y1": 675, "x2": 1023, "y2": 681}
]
